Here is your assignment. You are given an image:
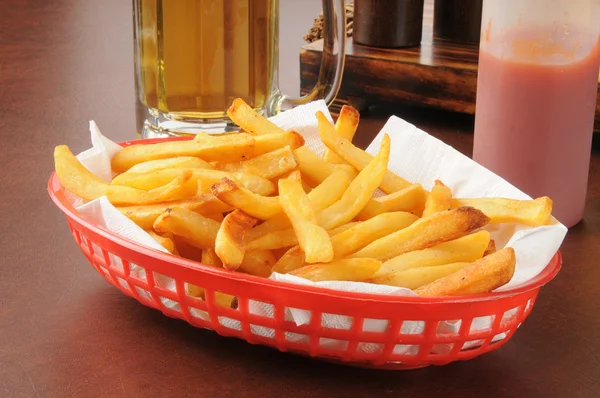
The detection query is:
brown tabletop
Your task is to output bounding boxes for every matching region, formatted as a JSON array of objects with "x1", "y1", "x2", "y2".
[{"x1": 1, "y1": 1, "x2": 600, "y2": 397}]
